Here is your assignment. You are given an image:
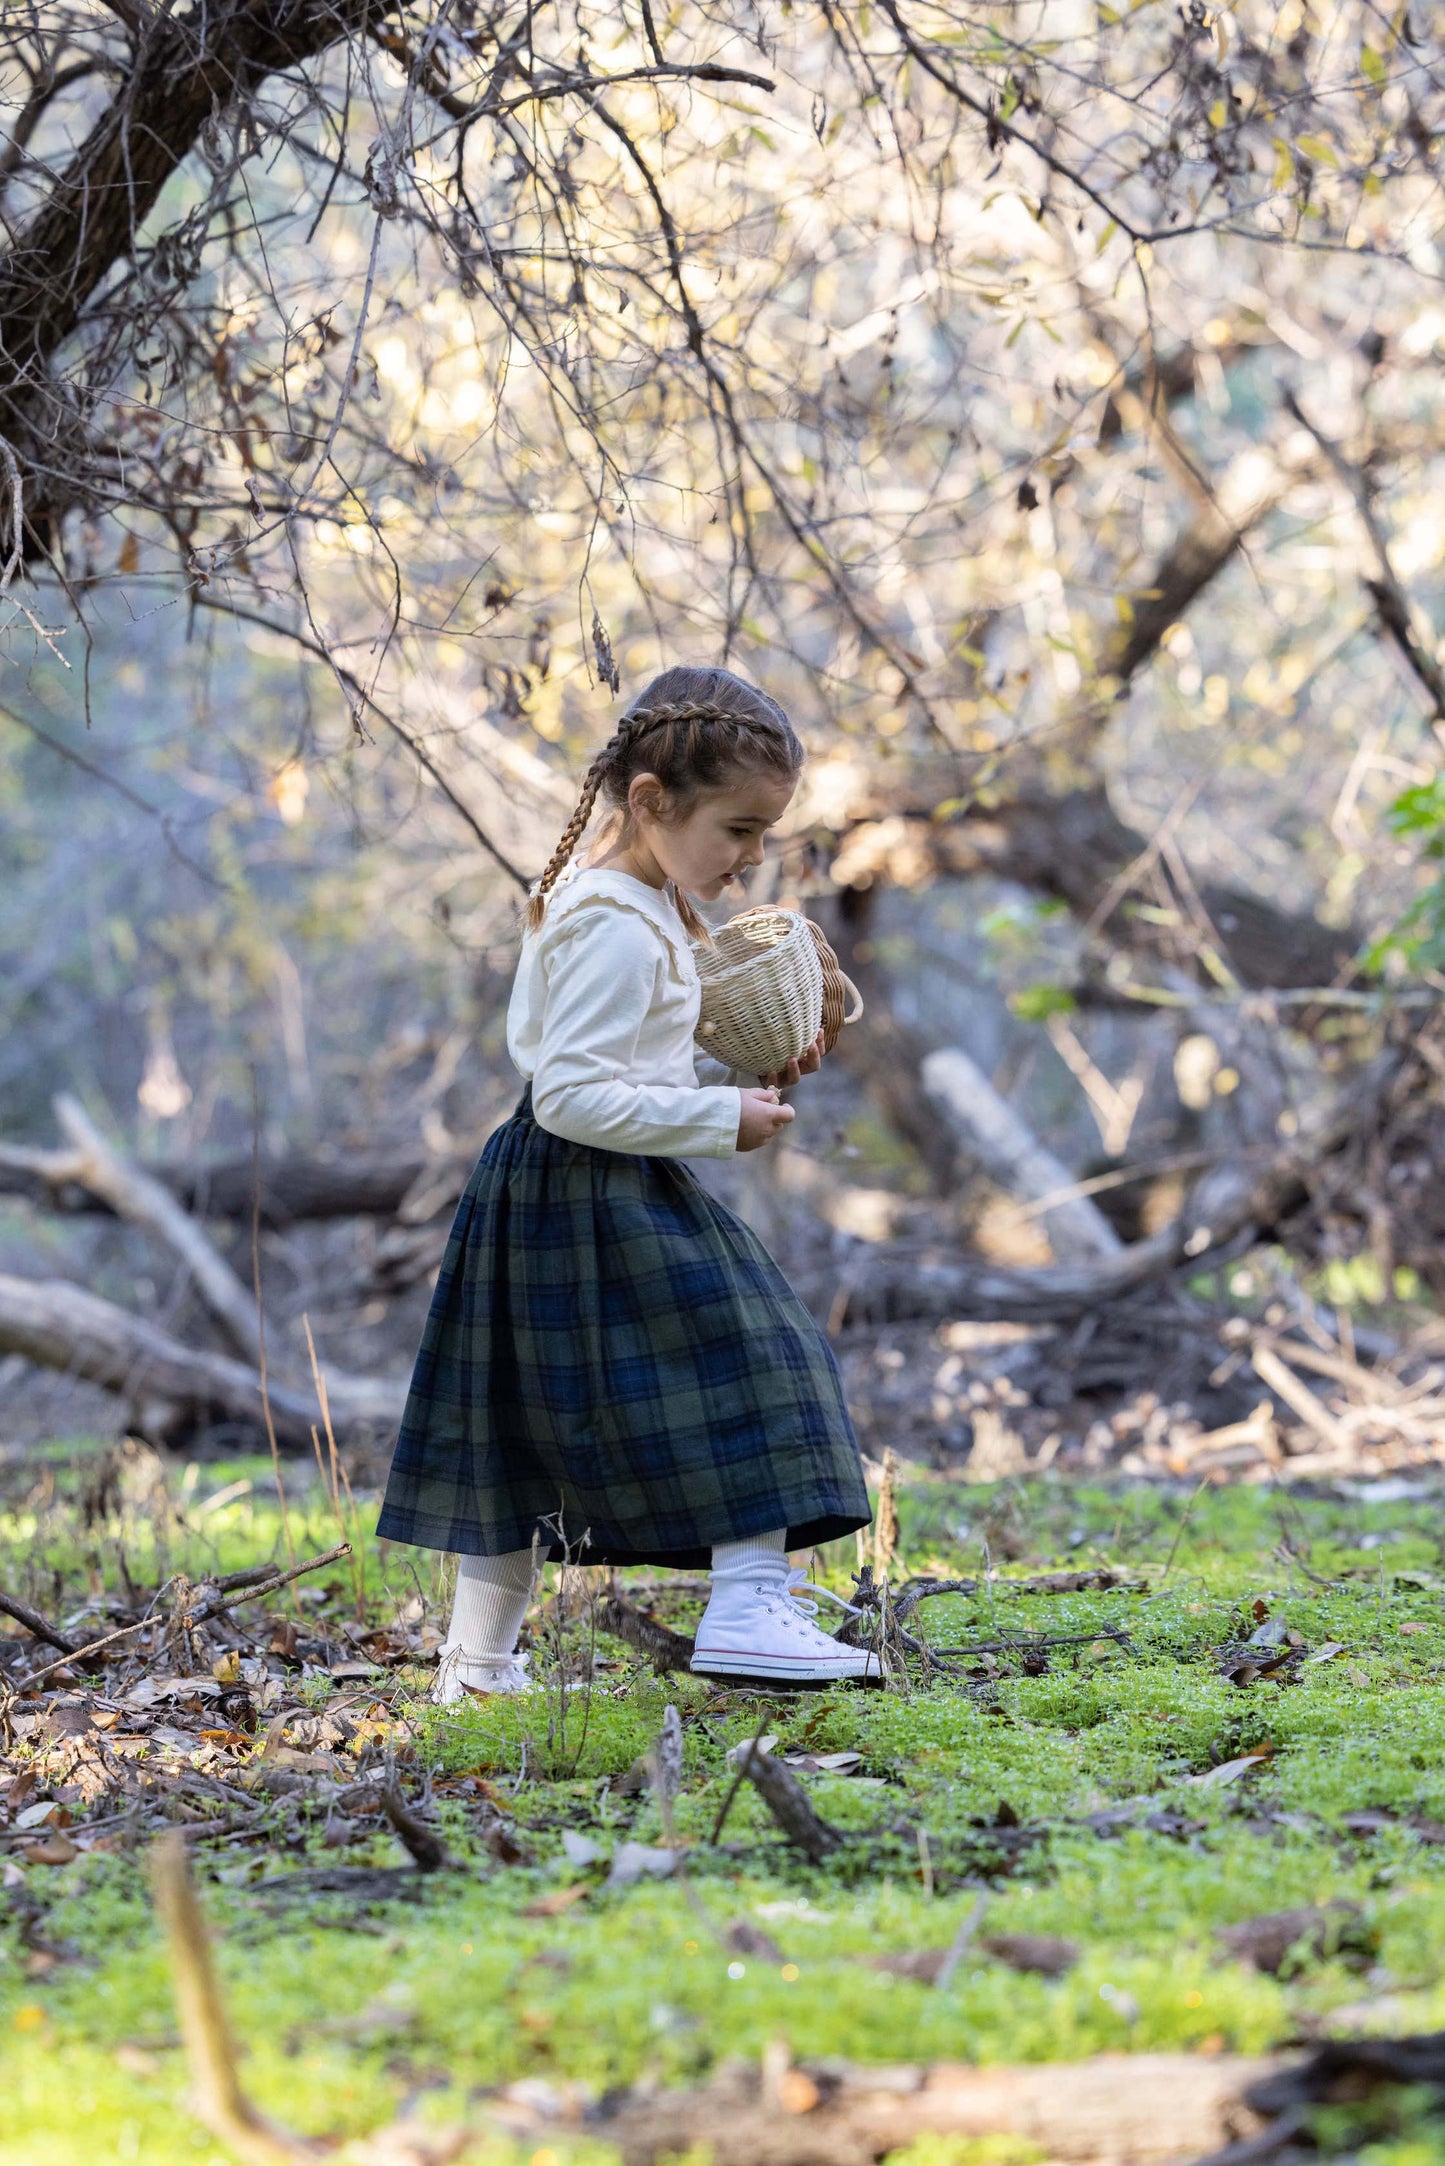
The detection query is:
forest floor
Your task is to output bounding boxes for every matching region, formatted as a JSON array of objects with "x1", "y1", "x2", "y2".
[{"x1": 4, "y1": 1446, "x2": 1445, "y2": 2164}]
